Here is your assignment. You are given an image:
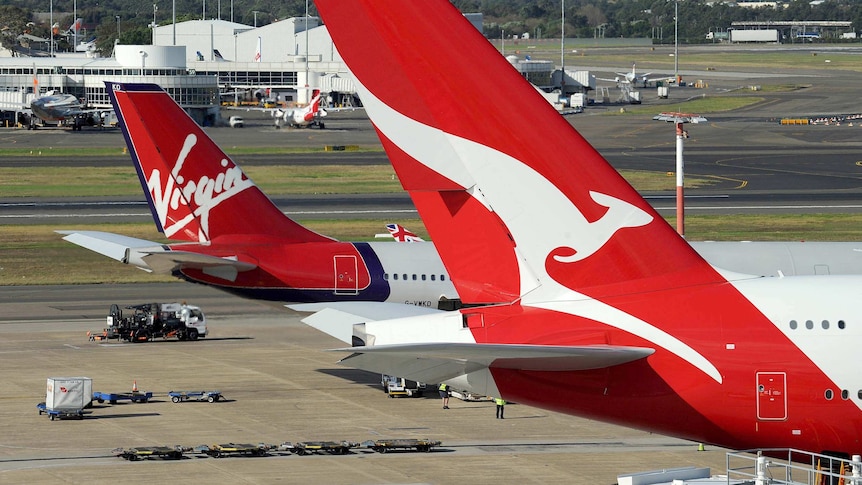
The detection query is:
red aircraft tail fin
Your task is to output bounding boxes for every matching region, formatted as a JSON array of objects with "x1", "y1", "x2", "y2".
[
  {"x1": 107, "y1": 82, "x2": 330, "y2": 244},
  {"x1": 303, "y1": 89, "x2": 322, "y2": 122},
  {"x1": 316, "y1": 1, "x2": 722, "y2": 304}
]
